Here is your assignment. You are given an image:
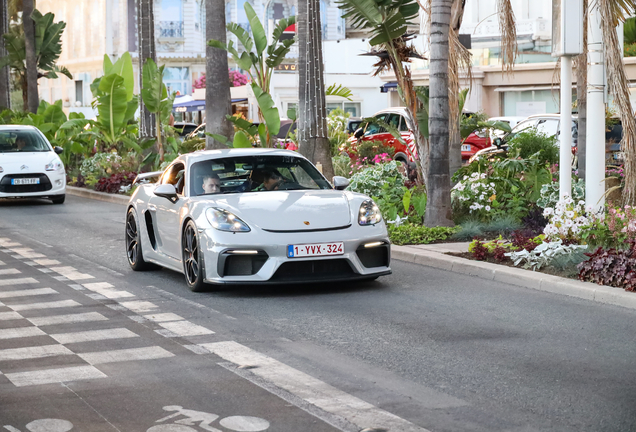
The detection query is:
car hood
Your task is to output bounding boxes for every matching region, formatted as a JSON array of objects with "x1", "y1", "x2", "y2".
[
  {"x1": 0, "y1": 151, "x2": 58, "y2": 173},
  {"x1": 215, "y1": 190, "x2": 352, "y2": 231}
]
